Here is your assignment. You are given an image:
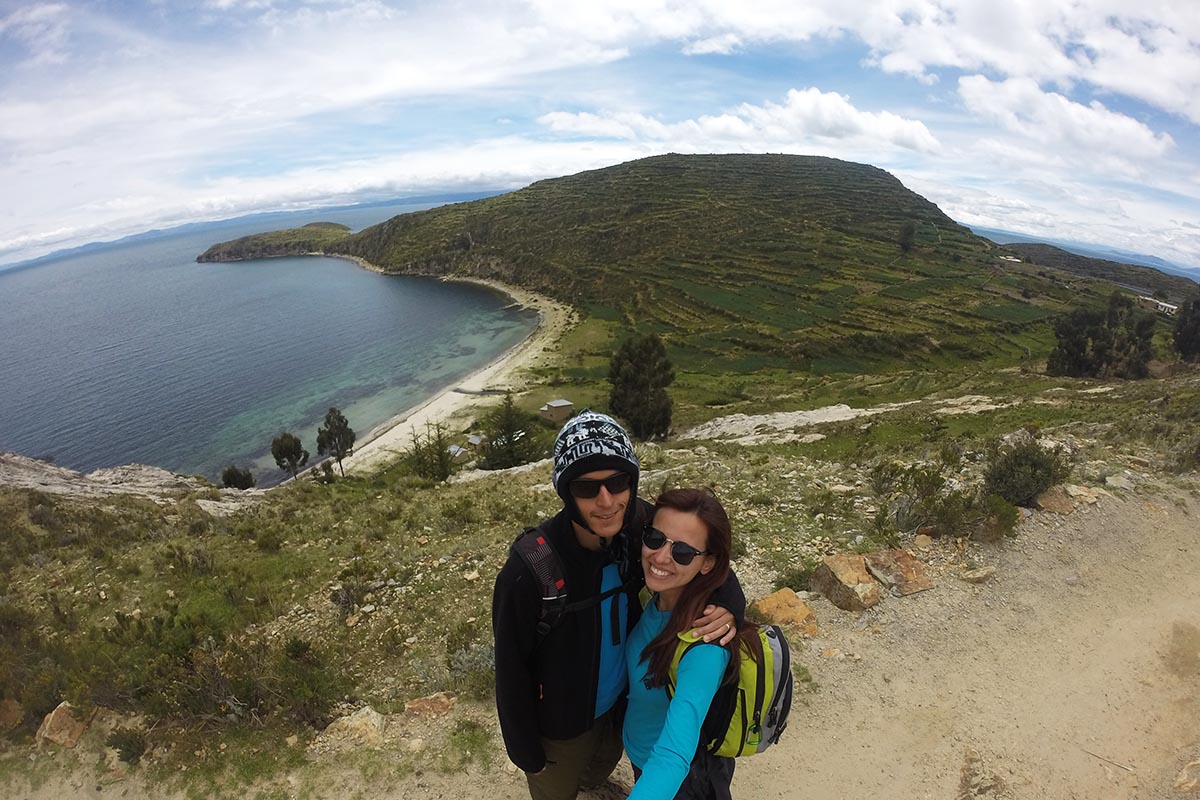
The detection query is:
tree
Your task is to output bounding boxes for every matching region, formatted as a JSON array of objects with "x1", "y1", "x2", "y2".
[
  {"x1": 1174, "y1": 298, "x2": 1200, "y2": 362},
  {"x1": 404, "y1": 422, "x2": 456, "y2": 481},
  {"x1": 480, "y1": 393, "x2": 546, "y2": 470},
  {"x1": 609, "y1": 332, "x2": 675, "y2": 439},
  {"x1": 1046, "y1": 292, "x2": 1156, "y2": 379},
  {"x1": 316, "y1": 407, "x2": 356, "y2": 477},
  {"x1": 271, "y1": 432, "x2": 309, "y2": 480},
  {"x1": 220, "y1": 465, "x2": 256, "y2": 490},
  {"x1": 898, "y1": 220, "x2": 917, "y2": 253}
]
